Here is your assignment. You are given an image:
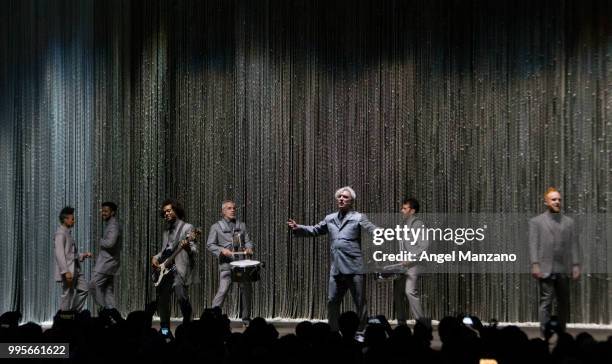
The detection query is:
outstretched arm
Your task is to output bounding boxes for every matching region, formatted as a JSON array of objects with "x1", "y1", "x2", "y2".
[
  {"x1": 287, "y1": 218, "x2": 328, "y2": 237},
  {"x1": 358, "y1": 213, "x2": 379, "y2": 235}
]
